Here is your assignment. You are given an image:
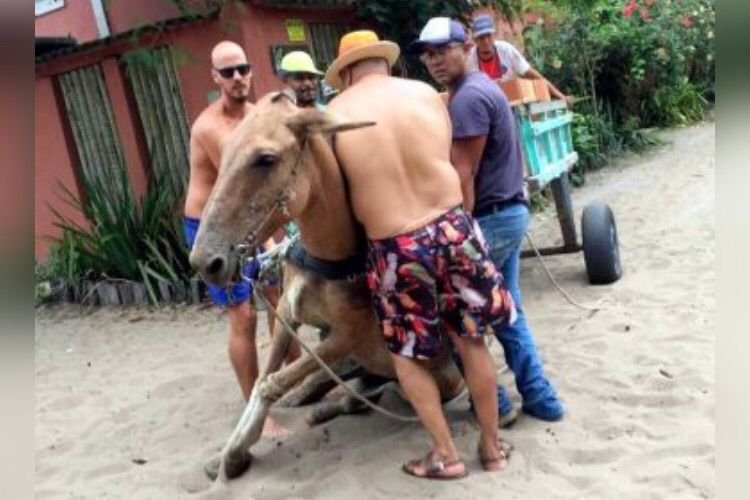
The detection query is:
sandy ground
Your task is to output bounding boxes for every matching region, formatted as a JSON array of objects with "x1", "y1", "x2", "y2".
[{"x1": 35, "y1": 122, "x2": 715, "y2": 499}]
